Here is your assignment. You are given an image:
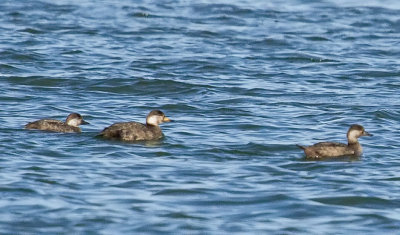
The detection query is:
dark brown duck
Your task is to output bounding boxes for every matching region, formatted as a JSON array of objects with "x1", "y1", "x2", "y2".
[
  {"x1": 98, "y1": 110, "x2": 171, "y2": 141},
  {"x1": 25, "y1": 113, "x2": 89, "y2": 133},
  {"x1": 297, "y1": 124, "x2": 372, "y2": 159}
]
